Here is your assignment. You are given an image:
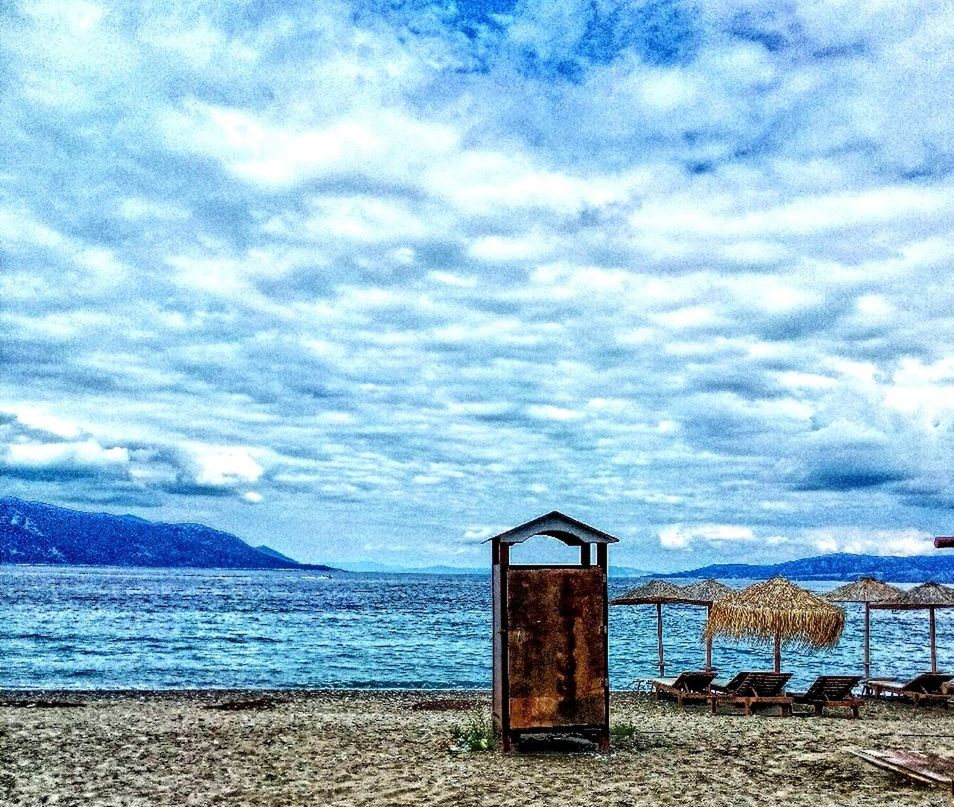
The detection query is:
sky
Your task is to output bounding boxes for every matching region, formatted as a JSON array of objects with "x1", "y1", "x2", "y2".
[{"x1": 1, "y1": 0, "x2": 954, "y2": 571}]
